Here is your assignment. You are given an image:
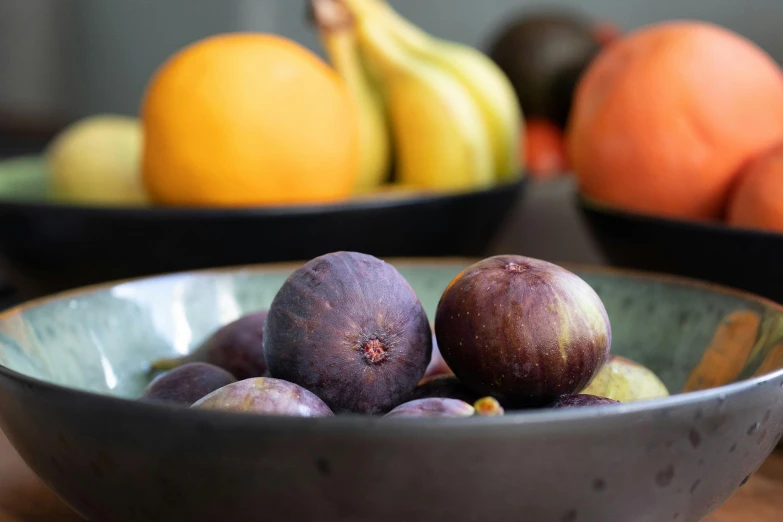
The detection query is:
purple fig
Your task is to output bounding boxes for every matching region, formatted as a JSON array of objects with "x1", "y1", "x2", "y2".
[
  {"x1": 263, "y1": 252, "x2": 432, "y2": 414},
  {"x1": 192, "y1": 378, "x2": 333, "y2": 417},
  {"x1": 409, "y1": 375, "x2": 481, "y2": 404},
  {"x1": 385, "y1": 398, "x2": 475, "y2": 418},
  {"x1": 435, "y1": 255, "x2": 611, "y2": 406},
  {"x1": 141, "y1": 362, "x2": 236, "y2": 406},
  {"x1": 423, "y1": 327, "x2": 453, "y2": 379},
  {"x1": 551, "y1": 394, "x2": 620, "y2": 408},
  {"x1": 150, "y1": 311, "x2": 268, "y2": 380}
]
